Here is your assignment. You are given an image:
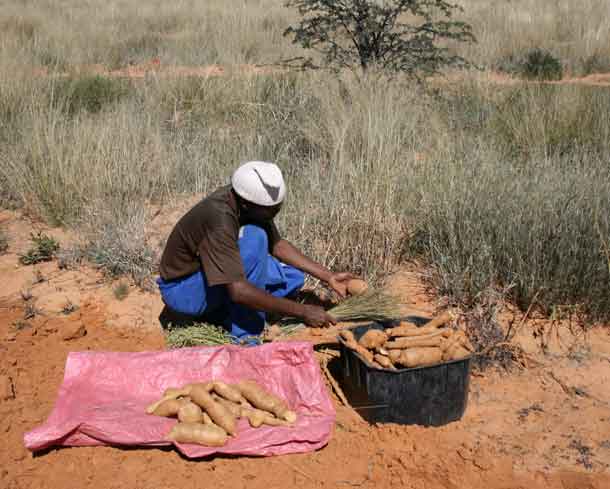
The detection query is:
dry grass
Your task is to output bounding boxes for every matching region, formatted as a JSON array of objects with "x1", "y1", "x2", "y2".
[
  {"x1": 0, "y1": 1, "x2": 609, "y2": 321},
  {"x1": 459, "y1": 0, "x2": 610, "y2": 76}
]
